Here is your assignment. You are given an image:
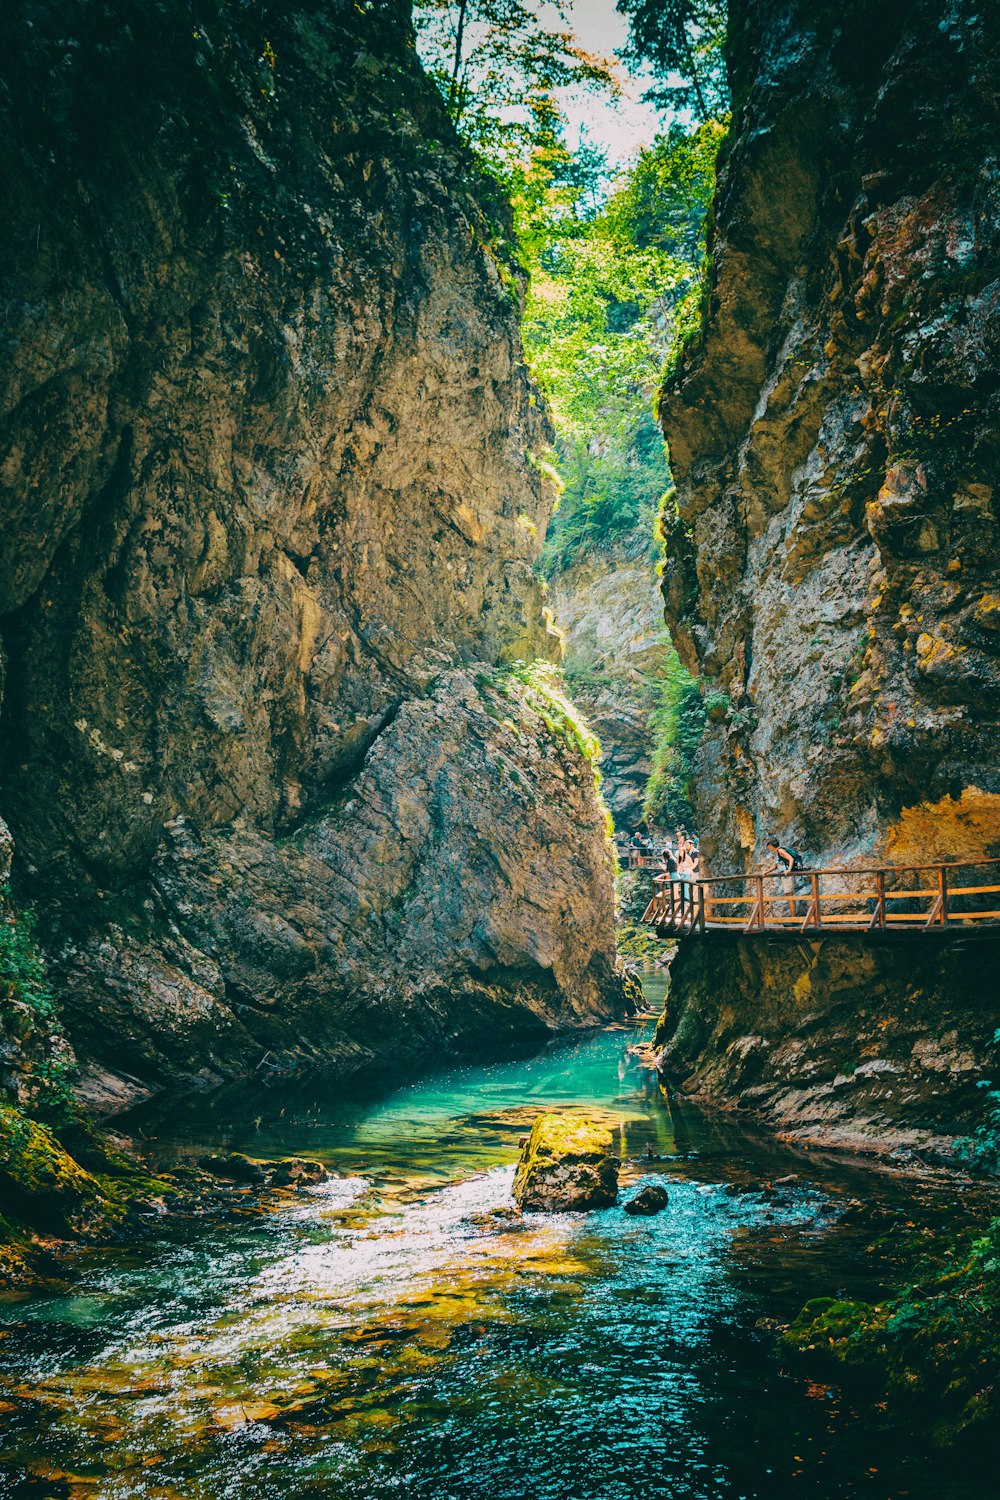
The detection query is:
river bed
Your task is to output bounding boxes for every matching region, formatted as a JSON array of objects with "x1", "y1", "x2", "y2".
[{"x1": 0, "y1": 980, "x2": 991, "y2": 1499}]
